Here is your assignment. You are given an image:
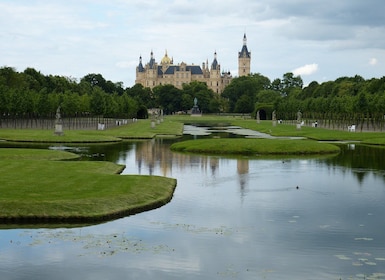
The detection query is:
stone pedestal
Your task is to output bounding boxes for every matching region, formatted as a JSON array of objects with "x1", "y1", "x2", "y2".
[
  {"x1": 54, "y1": 124, "x2": 64, "y2": 136},
  {"x1": 54, "y1": 106, "x2": 64, "y2": 135},
  {"x1": 191, "y1": 105, "x2": 201, "y2": 116}
]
